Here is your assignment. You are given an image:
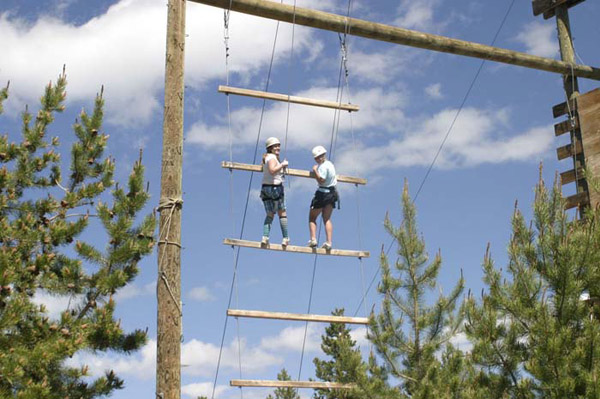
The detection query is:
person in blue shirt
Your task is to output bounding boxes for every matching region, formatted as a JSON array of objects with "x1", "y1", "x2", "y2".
[{"x1": 308, "y1": 145, "x2": 338, "y2": 250}]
